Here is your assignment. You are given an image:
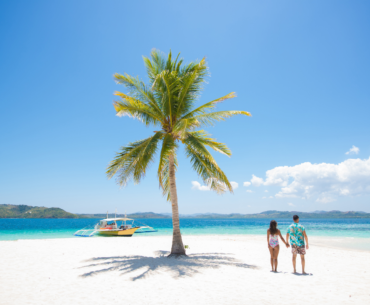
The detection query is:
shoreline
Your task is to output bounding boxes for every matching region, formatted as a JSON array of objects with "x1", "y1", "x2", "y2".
[{"x1": 1, "y1": 234, "x2": 370, "y2": 252}]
